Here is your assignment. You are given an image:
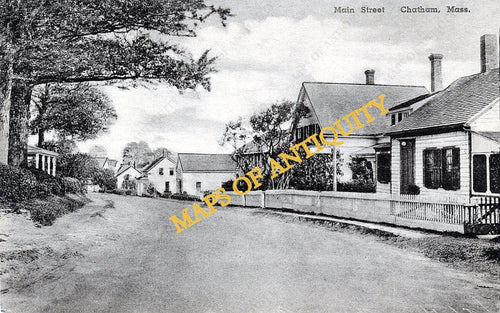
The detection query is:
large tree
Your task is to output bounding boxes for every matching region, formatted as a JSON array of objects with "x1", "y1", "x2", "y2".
[
  {"x1": 0, "y1": 0, "x2": 231, "y2": 166},
  {"x1": 220, "y1": 100, "x2": 309, "y2": 190},
  {"x1": 122, "y1": 141, "x2": 154, "y2": 168},
  {"x1": 30, "y1": 83, "x2": 117, "y2": 146}
]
